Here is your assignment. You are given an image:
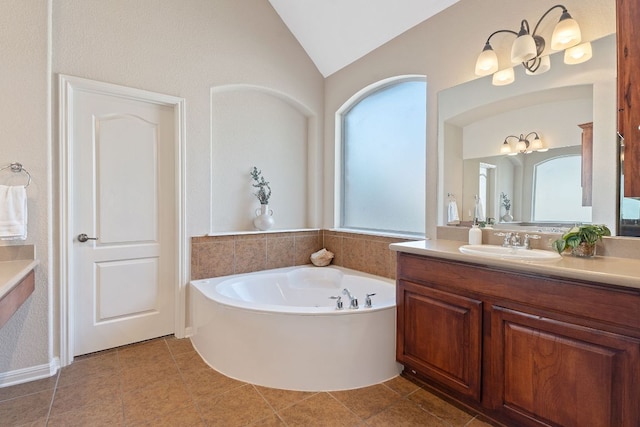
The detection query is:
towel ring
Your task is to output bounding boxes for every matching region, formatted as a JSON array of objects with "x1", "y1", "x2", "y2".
[{"x1": 0, "y1": 162, "x2": 32, "y2": 187}]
